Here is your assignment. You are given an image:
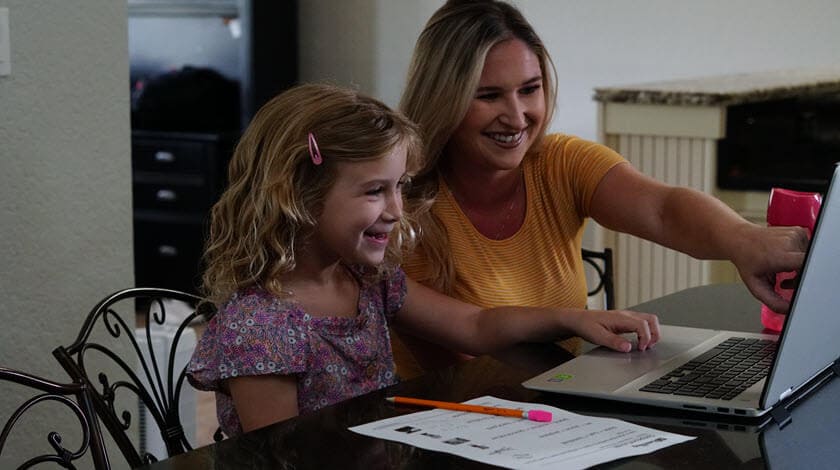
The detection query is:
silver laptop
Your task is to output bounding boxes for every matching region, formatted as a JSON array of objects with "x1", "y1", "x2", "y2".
[{"x1": 524, "y1": 164, "x2": 840, "y2": 421}]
